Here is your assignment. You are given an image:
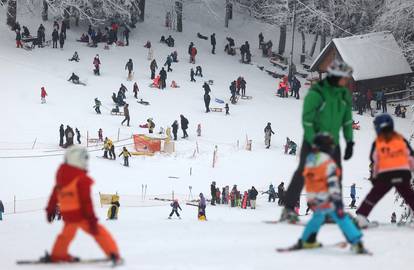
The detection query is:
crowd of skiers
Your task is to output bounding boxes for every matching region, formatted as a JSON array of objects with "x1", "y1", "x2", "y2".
[
  {"x1": 59, "y1": 124, "x2": 81, "y2": 148},
  {"x1": 277, "y1": 75, "x2": 301, "y2": 99},
  {"x1": 209, "y1": 182, "x2": 259, "y2": 209},
  {"x1": 353, "y1": 89, "x2": 388, "y2": 116}
]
